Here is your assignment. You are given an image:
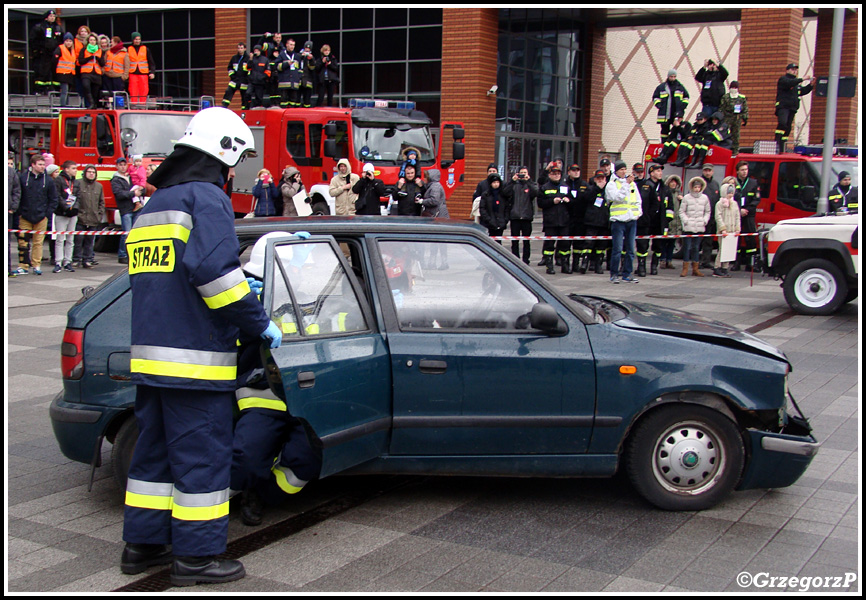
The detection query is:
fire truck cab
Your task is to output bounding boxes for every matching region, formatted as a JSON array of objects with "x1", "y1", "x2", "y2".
[
  {"x1": 644, "y1": 142, "x2": 859, "y2": 228},
  {"x1": 231, "y1": 99, "x2": 465, "y2": 217},
  {"x1": 8, "y1": 93, "x2": 200, "y2": 249}
]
